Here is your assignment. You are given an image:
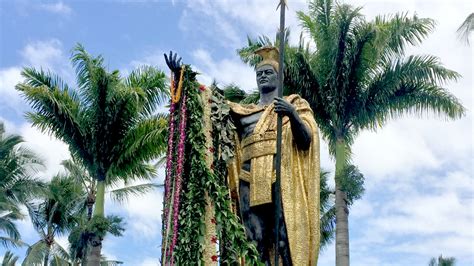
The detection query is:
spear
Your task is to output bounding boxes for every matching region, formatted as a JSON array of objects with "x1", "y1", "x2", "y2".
[{"x1": 275, "y1": 0, "x2": 286, "y2": 265}]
